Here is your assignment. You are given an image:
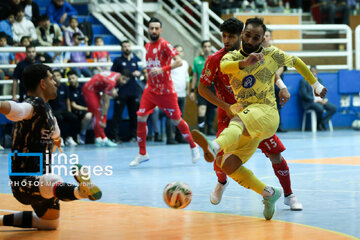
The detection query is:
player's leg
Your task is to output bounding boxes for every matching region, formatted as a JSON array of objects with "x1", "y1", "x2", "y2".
[
  {"x1": 158, "y1": 93, "x2": 200, "y2": 163},
  {"x1": 259, "y1": 135, "x2": 303, "y2": 210},
  {"x1": 130, "y1": 89, "x2": 156, "y2": 166},
  {"x1": 197, "y1": 92, "x2": 208, "y2": 133}
]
